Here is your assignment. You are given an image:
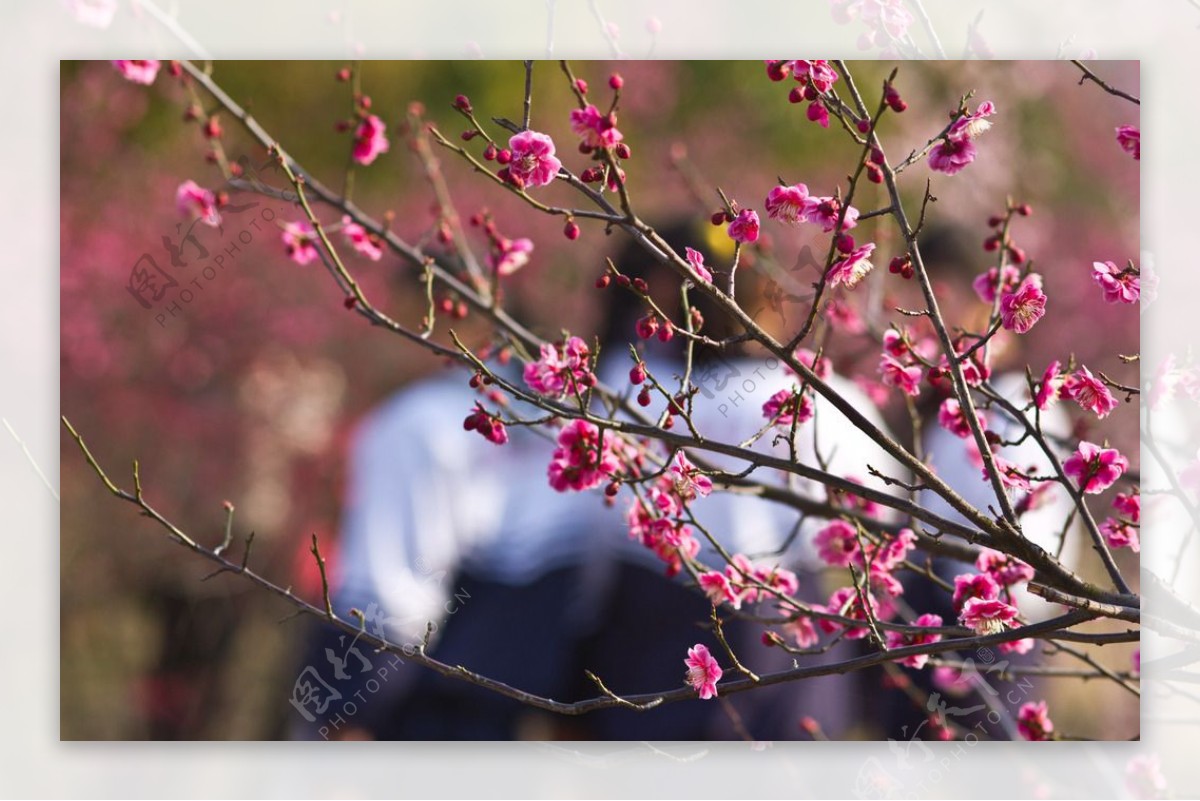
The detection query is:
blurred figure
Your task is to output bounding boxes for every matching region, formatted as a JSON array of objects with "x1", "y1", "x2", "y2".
[{"x1": 291, "y1": 219, "x2": 907, "y2": 740}]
